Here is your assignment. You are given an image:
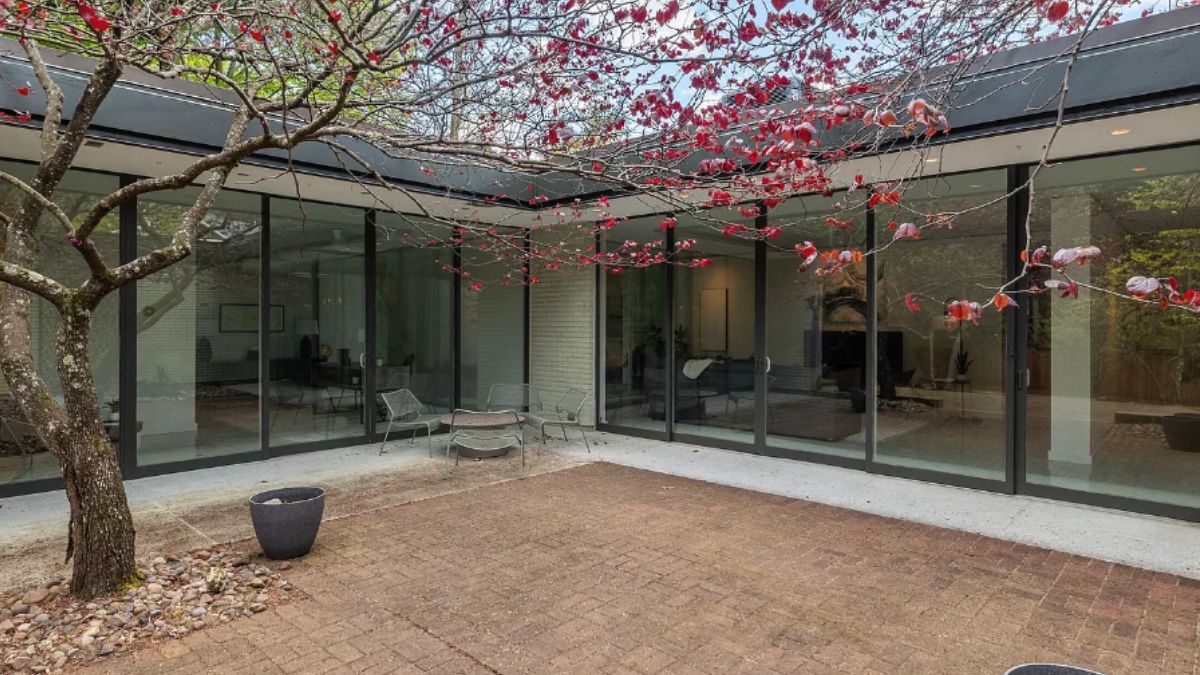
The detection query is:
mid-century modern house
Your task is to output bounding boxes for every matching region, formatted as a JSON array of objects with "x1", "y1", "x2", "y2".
[{"x1": 1, "y1": 8, "x2": 1199, "y2": 523}]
